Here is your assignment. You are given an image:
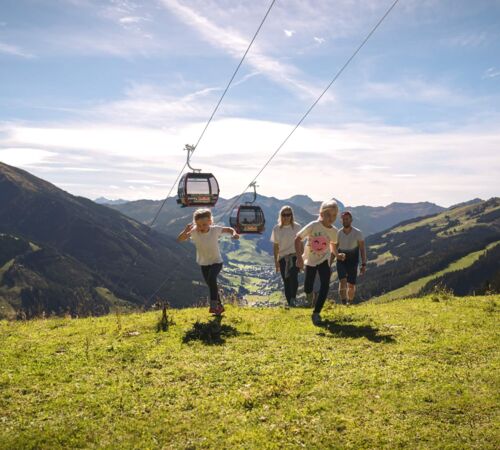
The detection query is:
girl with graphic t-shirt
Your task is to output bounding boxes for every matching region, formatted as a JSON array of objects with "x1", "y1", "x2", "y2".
[
  {"x1": 177, "y1": 208, "x2": 239, "y2": 316},
  {"x1": 270, "y1": 206, "x2": 301, "y2": 308},
  {"x1": 295, "y1": 200, "x2": 340, "y2": 325}
]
